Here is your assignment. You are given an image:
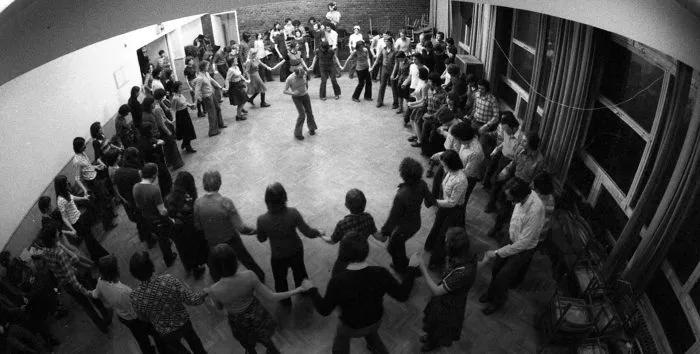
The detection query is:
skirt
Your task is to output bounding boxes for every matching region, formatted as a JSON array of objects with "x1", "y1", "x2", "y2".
[
  {"x1": 398, "y1": 80, "x2": 411, "y2": 98},
  {"x1": 422, "y1": 292, "x2": 468, "y2": 346},
  {"x1": 247, "y1": 72, "x2": 266, "y2": 95},
  {"x1": 175, "y1": 109, "x2": 196, "y2": 141},
  {"x1": 228, "y1": 81, "x2": 249, "y2": 106},
  {"x1": 227, "y1": 297, "x2": 276, "y2": 348}
]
